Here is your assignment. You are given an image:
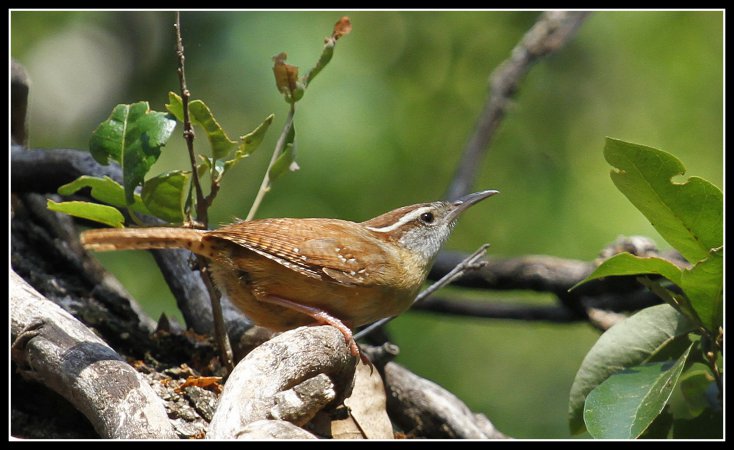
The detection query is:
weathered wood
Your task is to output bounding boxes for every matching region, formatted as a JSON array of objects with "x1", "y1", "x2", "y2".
[
  {"x1": 10, "y1": 271, "x2": 177, "y2": 439},
  {"x1": 207, "y1": 326, "x2": 357, "y2": 439},
  {"x1": 384, "y1": 362, "x2": 506, "y2": 439}
]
